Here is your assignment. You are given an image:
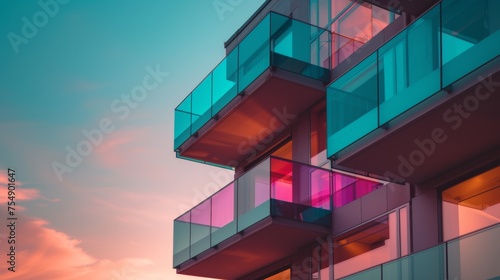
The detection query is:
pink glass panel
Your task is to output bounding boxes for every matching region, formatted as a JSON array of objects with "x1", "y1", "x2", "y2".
[{"x1": 211, "y1": 183, "x2": 234, "y2": 228}]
